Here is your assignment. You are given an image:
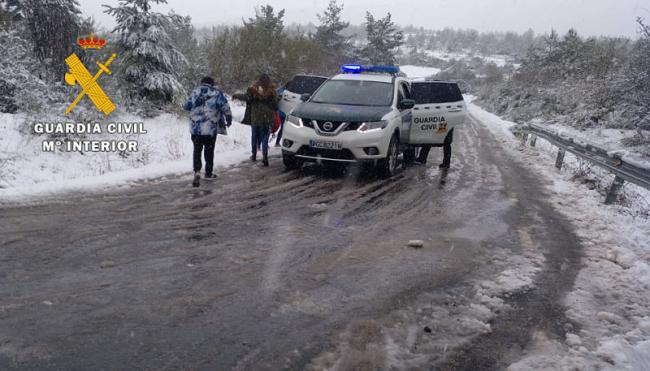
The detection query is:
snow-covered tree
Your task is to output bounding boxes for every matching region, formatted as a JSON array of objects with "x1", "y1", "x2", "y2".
[
  {"x1": 0, "y1": 0, "x2": 23, "y2": 22},
  {"x1": 22, "y1": 0, "x2": 81, "y2": 79},
  {"x1": 166, "y1": 12, "x2": 206, "y2": 89},
  {"x1": 103, "y1": 0, "x2": 188, "y2": 105},
  {"x1": 623, "y1": 18, "x2": 650, "y2": 134},
  {"x1": 314, "y1": 0, "x2": 352, "y2": 71},
  {"x1": 238, "y1": 5, "x2": 288, "y2": 81},
  {"x1": 361, "y1": 12, "x2": 404, "y2": 66},
  {"x1": 205, "y1": 5, "x2": 325, "y2": 91}
]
